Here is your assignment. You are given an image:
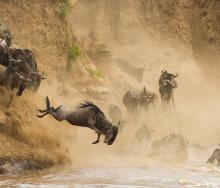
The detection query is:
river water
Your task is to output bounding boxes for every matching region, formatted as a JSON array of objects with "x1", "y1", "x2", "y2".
[{"x1": 1, "y1": 163, "x2": 220, "y2": 188}]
